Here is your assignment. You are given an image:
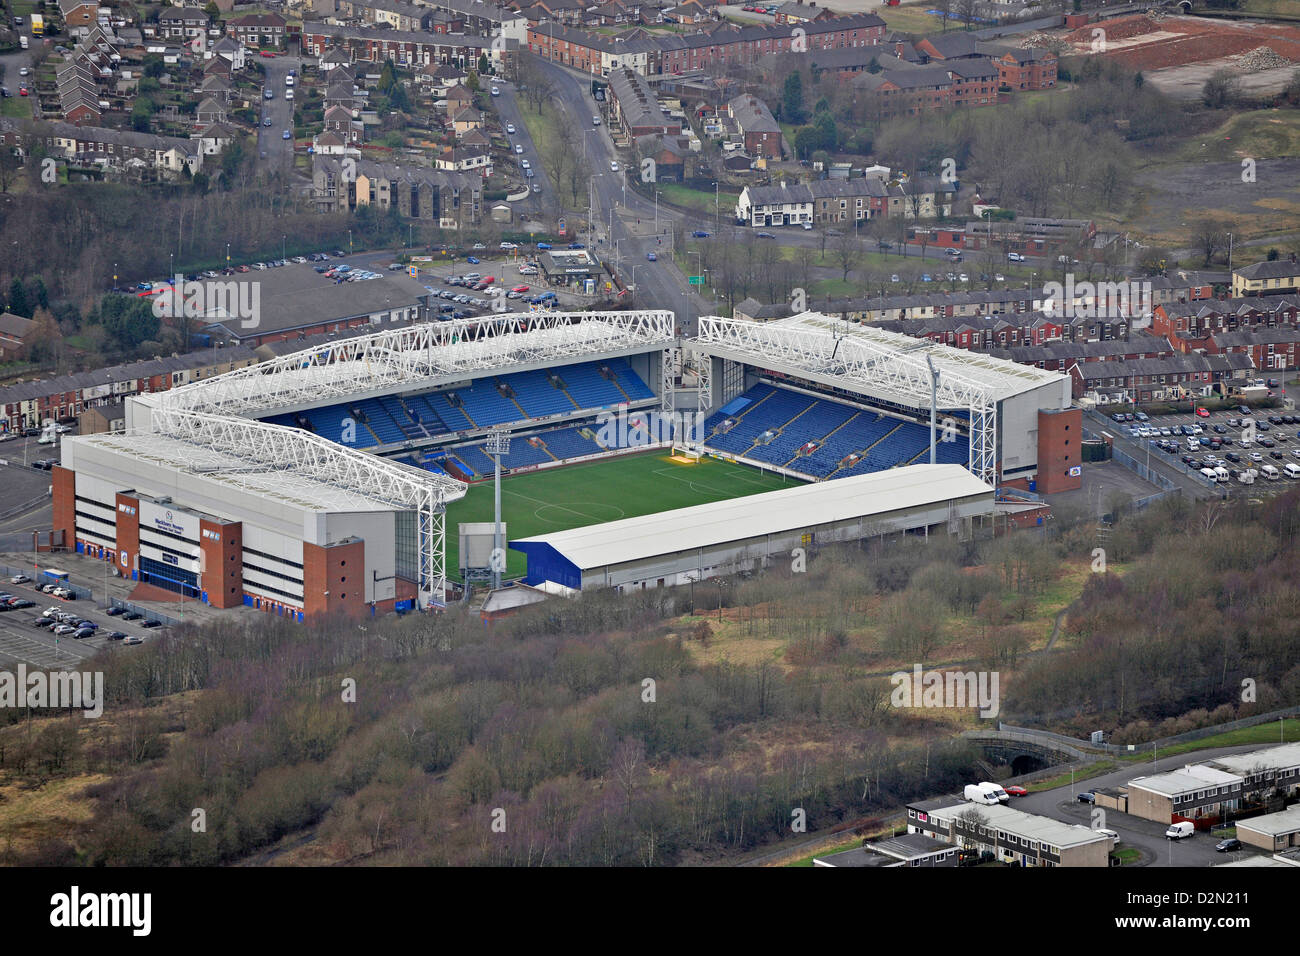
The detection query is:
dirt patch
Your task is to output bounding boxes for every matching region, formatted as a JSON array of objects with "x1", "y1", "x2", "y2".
[{"x1": 1066, "y1": 14, "x2": 1300, "y2": 71}]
